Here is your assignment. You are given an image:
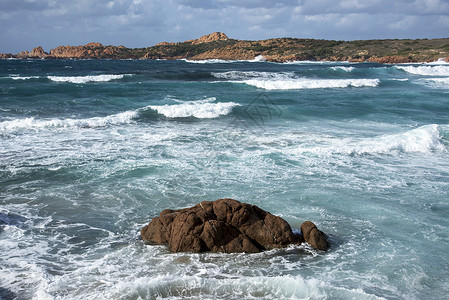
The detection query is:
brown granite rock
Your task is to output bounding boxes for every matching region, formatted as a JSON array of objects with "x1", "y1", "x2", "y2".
[
  {"x1": 15, "y1": 51, "x2": 30, "y2": 59},
  {"x1": 0, "y1": 53, "x2": 14, "y2": 59},
  {"x1": 141, "y1": 199, "x2": 329, "y2": 253},
  {"x1": 300, "y1": 220, "x2": 329, "y2": 251},
  {"x1": 29, "y1": 46, "x2": 49, "y2": 59},
  {"x1": 187, "y1": 32, "x2": 229, "y2": 45}
]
